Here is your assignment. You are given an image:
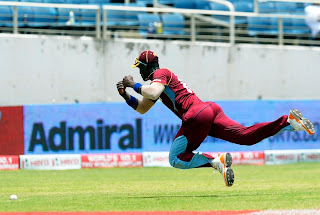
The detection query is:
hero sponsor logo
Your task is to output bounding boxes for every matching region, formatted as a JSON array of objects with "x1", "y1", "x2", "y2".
[{"x1": 27, "y1": 119, "x2": 142, "y2": 153}]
